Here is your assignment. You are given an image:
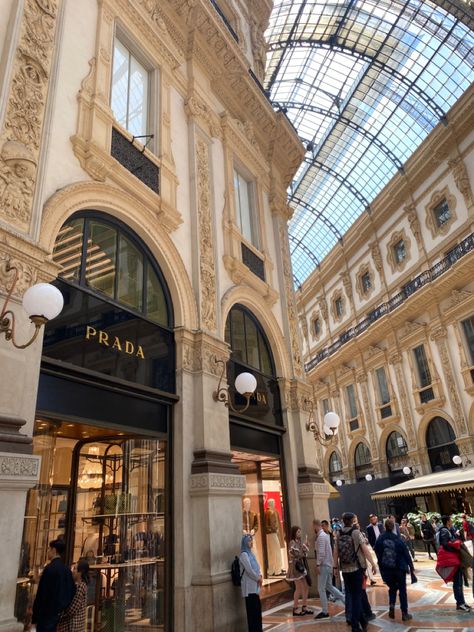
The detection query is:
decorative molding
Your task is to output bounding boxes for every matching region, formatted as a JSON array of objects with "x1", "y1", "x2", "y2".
[
  {"x1": 448, "y1": 288, "x2": 473, "y2": 308},
  {"x1": 355, "y1": 262, "x2": 375, "y2": 301},
  {"x1": 278, "y1": 219, "x2": 303, "y2": 377},
  {"x1": 369, "y1": 241, "x2": 383, "y2": 273},
  {"x1": 222, "y1": 255, "x2": 278, "y2": 305},
  {"x1": 448, "y1": 156, "x2": 474, "y2": 209},
  {"x1": 189, "y1": 472, "x2": 246, "y2": 497},
  {"x1": 297, "y1": 482, "x2": 331, "y2": 498},
  {"x1": 425, "y1": 187, "x2": 457, "y2": 239},
  {"x1": 330, "y1": 288, "x2": 345, "y2": 322},
  {"x1": 0, "y1": 0, "x2": 60, "y2": 231},
  {"x1": 0, "y1": 452, "x2": 40, "y2": 490},
  {"x1": 404, "y1": 203, "x2": 422, "y2": 245},
  {"x1": 310, "y1": 310, "x2": 322, "y2": 341},
  {"x1": 196, "y1": 138, "x2": 217, "y2": 331},
  {"x1": 184, "y1": 92, "x2": 221, "y2": 139},
  {"x1": 387, "y1": 229, "x2": 411, "y2": 273}
]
